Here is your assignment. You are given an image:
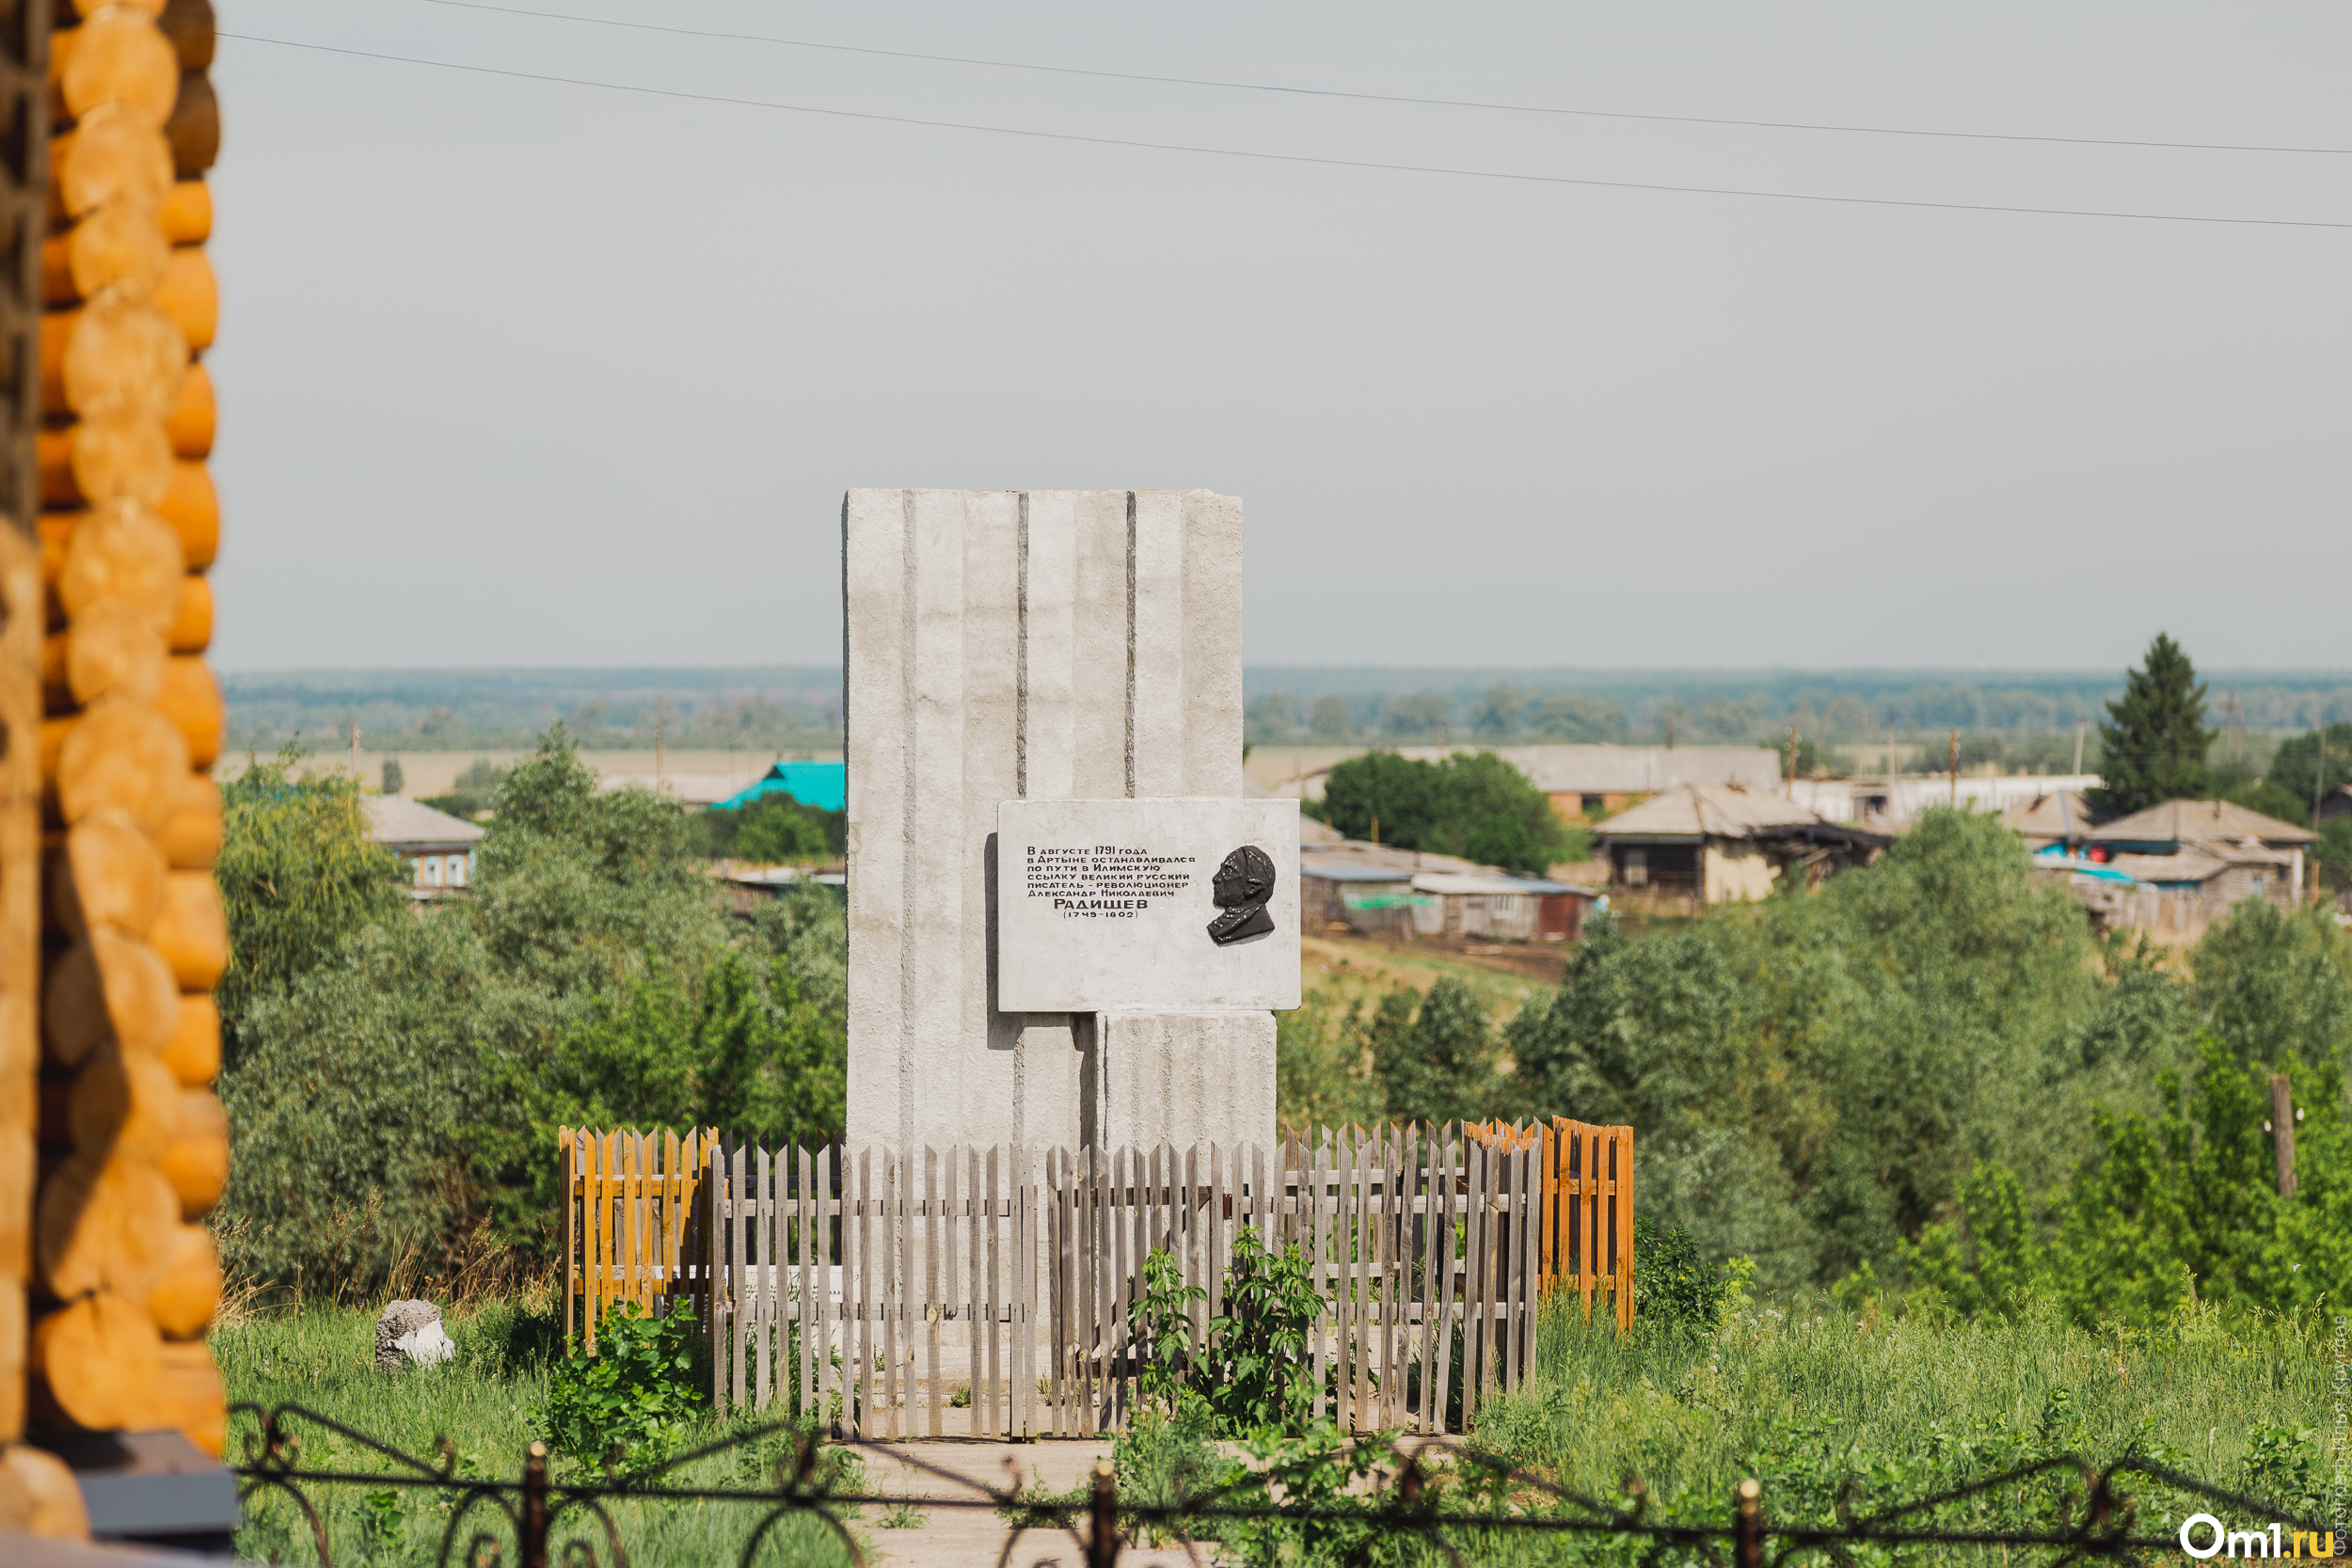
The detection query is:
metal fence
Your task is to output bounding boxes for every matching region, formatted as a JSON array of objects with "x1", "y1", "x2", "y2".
[{"x1": 226, "y1": 1401, "x2": 2333, "y2": 1568}]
